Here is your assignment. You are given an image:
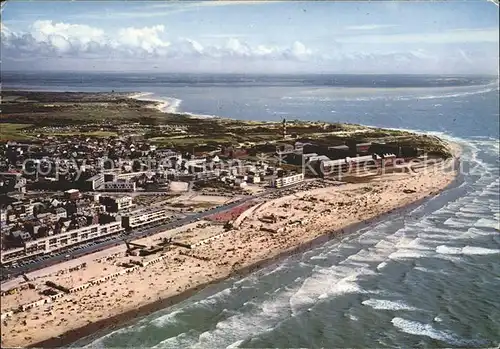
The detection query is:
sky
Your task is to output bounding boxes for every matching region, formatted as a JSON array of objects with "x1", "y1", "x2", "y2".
[{"x1": 1, "y1": 0, "x2": 499, "y2": 74}]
